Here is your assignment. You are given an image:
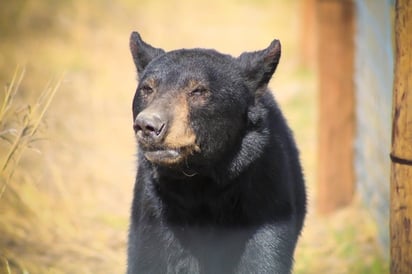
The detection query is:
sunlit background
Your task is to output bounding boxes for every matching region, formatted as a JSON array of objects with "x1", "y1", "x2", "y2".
[{"x1": 0, "y1": 0, "x2": 390, "y2": 273}]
